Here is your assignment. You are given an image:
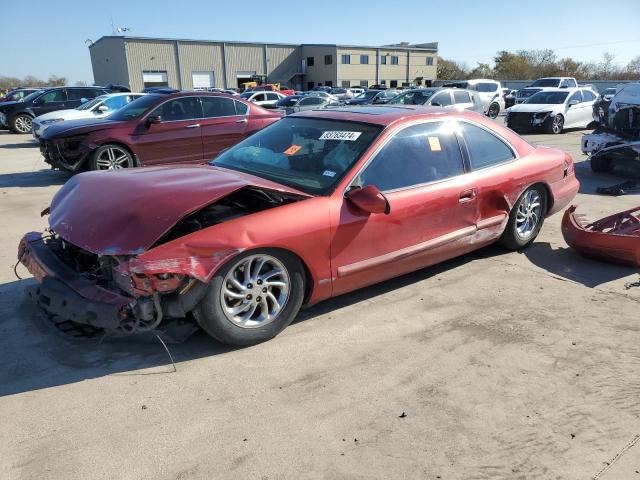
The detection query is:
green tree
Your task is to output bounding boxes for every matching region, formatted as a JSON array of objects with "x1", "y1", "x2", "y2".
[{"x1": 436, "y1": 57, "x2": 469, "y2": 80}]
